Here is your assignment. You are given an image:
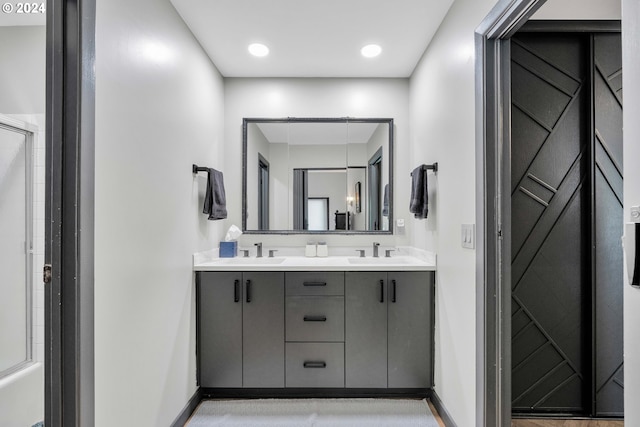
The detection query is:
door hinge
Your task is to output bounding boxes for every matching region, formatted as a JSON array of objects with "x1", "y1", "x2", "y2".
[{"x1": 43, "y1": 264, "x2": 52, "y2": 284}]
